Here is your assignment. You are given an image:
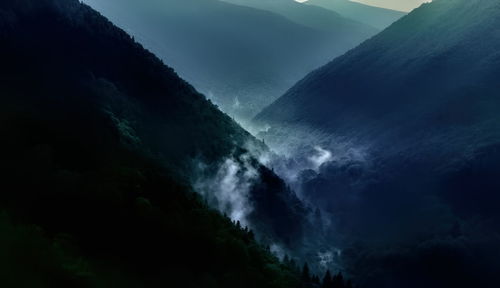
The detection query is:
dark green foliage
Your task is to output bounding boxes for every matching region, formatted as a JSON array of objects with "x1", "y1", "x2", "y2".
[
  {"x1": 0, "y1": 0, "x2": 302, "y2": 287},
  {"x1": 0, "y1": 213, "x2": 92, "y2": 288}
]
